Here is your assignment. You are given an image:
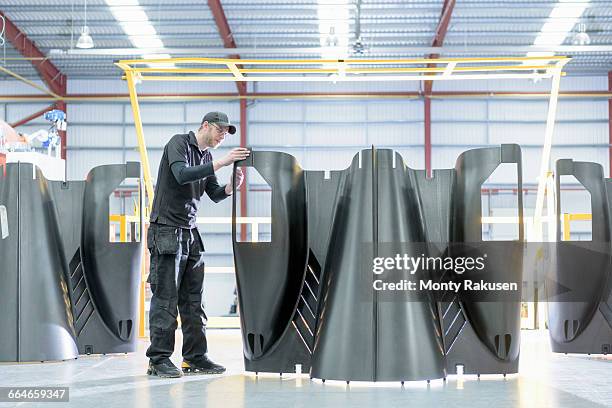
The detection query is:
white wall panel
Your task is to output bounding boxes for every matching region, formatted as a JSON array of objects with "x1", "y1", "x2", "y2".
[
  {"x1": 68, "y1": 79, "x2": 236, "y2": 94},
  {"x1": 367, "y1": 123, "x2": 423, "y2": 146},
  {"x1": 304, "y1": 124, "x2": 367, "y2": 146},
  {"x1": 483, "y1": 163, "x2": 520, "y2": 185},
  {"x1": 137, "y1": 81, "x2": 236, "y2": 94},
  {"x1": 68, "y1": 79, "x2": 128, "y2": 94},
  {"x1": 367, "y1": 101, "x2": 422, "y2": 121},
  {"x1": 302, "y1": 148, "x2": 358, "y2": 170},
  {"x1": 304, "y1": 102, "x2": 366, "y2": 122},
  {"x1": 125, "y1": 125, "x2": 184, "y2": 148},
  {"x1": 184, "y1": 102, "x2": 239, "y2": 123},
  {"x1": 488, "y1": 100, "x2": 607, "y2": 122},
  {"x1": 432, "y1": 100, "x2": 488, "y2": 121},
  {"x1": 250, "y1": 102, "x2": 303, "y2": 121},
  {"x1": 397, "y1": 147, "x2": 425, "y2": 169},
  {"x1": 67, "y1": 150, "x2": 123, "y2": 180},
  {"x1": 68, "y1": 104, "x2": 125, "y2": 124},
  {"x1": 553, "y1": 123, "x2": 608, "y2": 145},
  {"x1": 6, "y1": 103, "x2": 51, "y2": 125},
  {"x1": 125, "y1": 104, "x2": 185, "y2": 124},
  {"x1": 125, "y1": 149, "x2": 162, "y2": 183},
  {"x1": 432, "y1": 123, "x2": 488, "y2": 145},
  {"x1": 435, "y1": 76, "x2": 606, "y2": 92},
  {"x1": 254, "y1": 81, "x2": 420, "y2": 93},
  {"x1": 489, "y1": 123, "x2": 544, "y2": 144},
  {"x1": 551, "y1": 146, "x2": 608, "y2": 168},
  {"x1": 250, "y1": 124, "x2": 303, "y2": 146},
  {"x1": 70, "y1": 125, "x2": 124, "y2": 147},
  {"x1": 521, "y1": 148, "x2": 543, "y2": 185},
  {"x1": 435, "y1": 78, "x2": 553, "y2": 92},
  {"x1": 0, "y1": 79, "x2": 49, "y2": 94},
  {"x1": 248, "y1": 191, "x2": 272, "y2": 218},
  {"x1": 431, "y1": 147, "x2": 465, "y2": 170},
  {"x1": 556, "y1": 100, "x2": 608, "y2": 121},
  {"x1": 488, "y1": 100, "x2": 548, "y2": 121},
  {"x1": 489, "y1": 123, "x2": 608, "y2": 146}
]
